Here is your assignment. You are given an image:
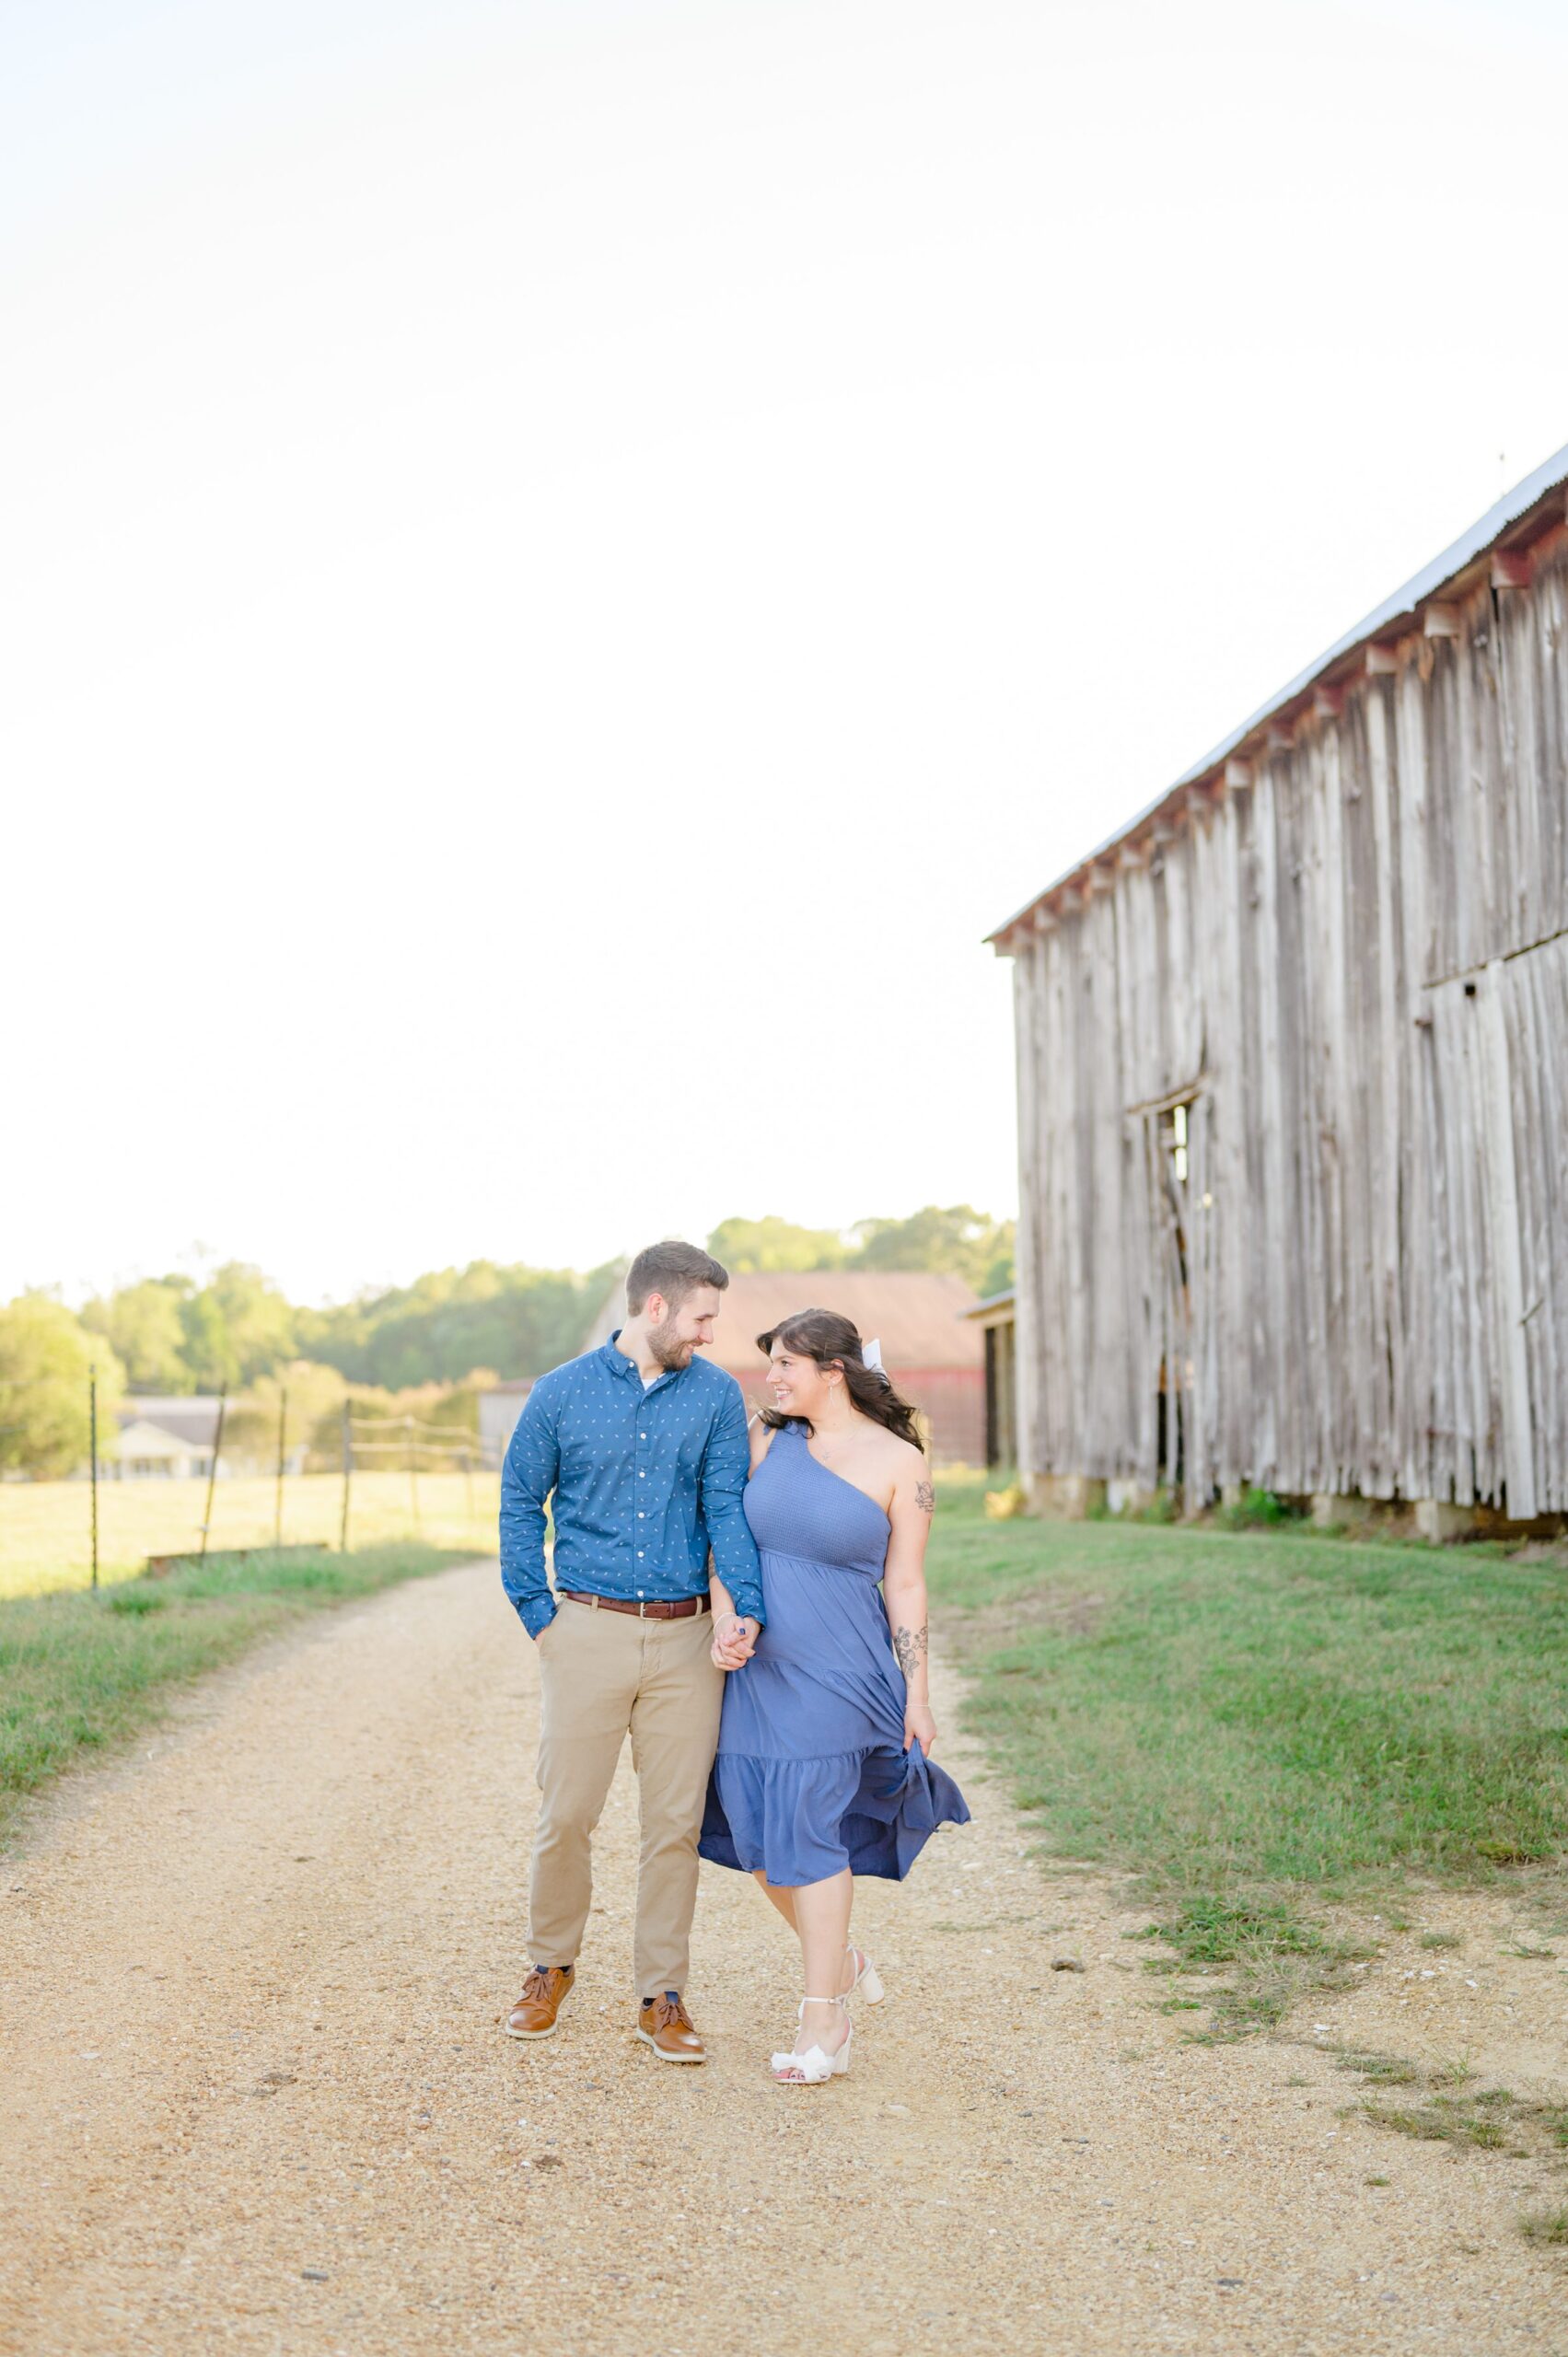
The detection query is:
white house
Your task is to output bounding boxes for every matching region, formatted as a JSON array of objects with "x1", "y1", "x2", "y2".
[{"x1": 110, "y1": 1396, "x2": 229, "y2": 1481}]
